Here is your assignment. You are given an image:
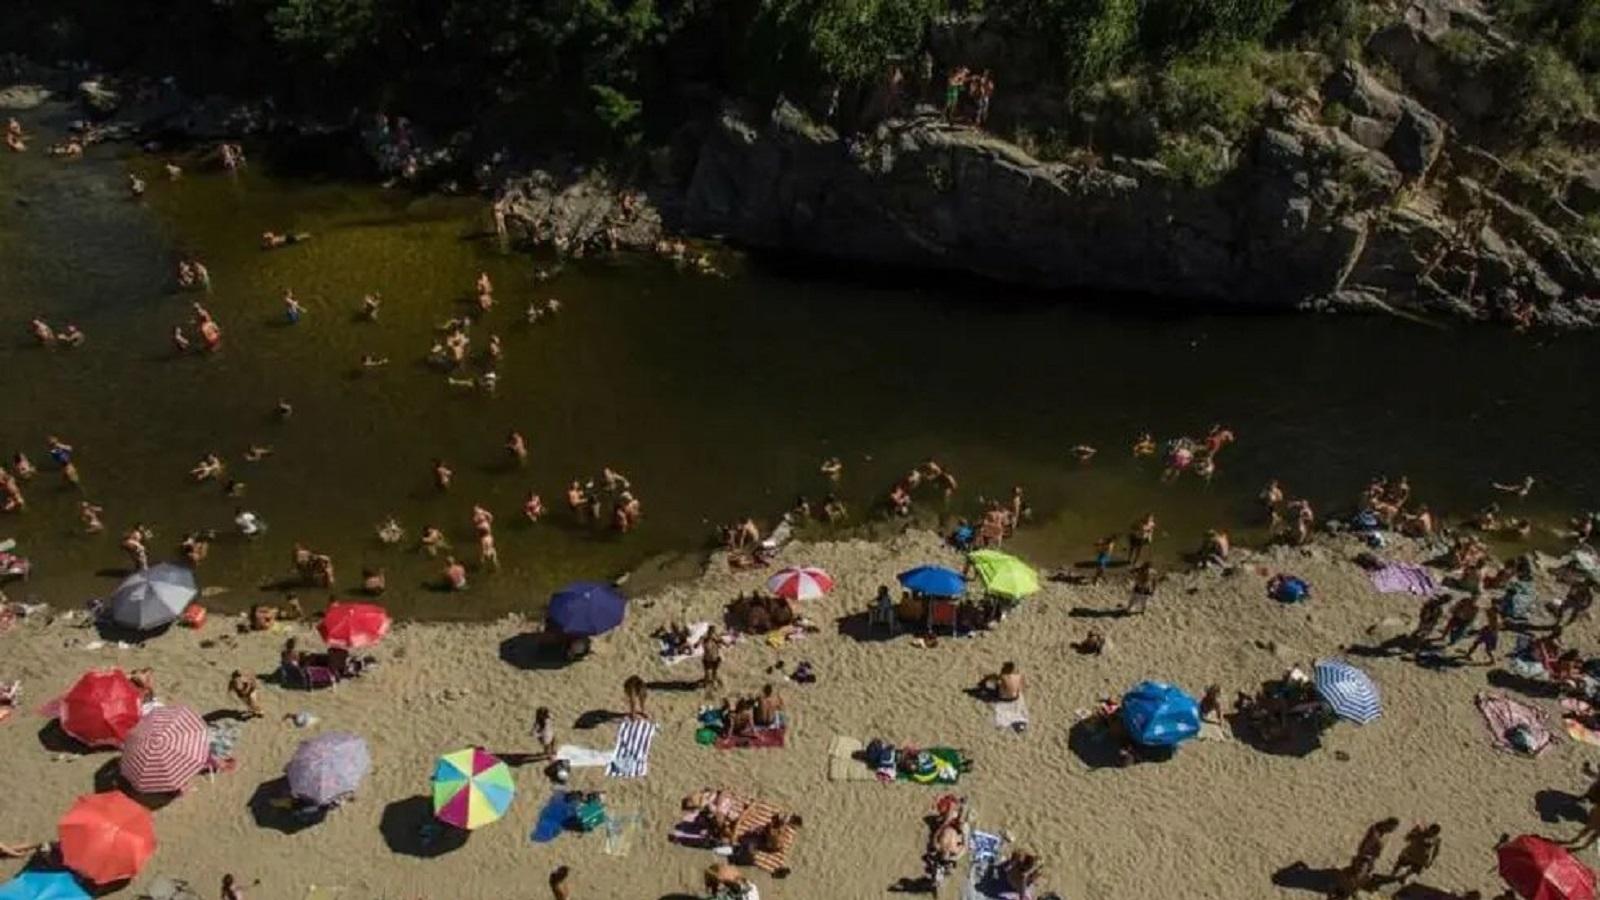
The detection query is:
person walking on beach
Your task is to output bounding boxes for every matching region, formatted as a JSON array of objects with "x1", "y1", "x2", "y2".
[
  {"x1": 1092, "y1": 535, "x2": 1116, "y2": 585},
  {"x1": 1355, "y1": 818, "x2": 1399, "y2": 868},
  {"x1": 550, "y1": 866, "x2": 571, "y2": 900},
  {"x1": 1461, "y1": 604, "x2": 1502, "y2": 663},
  {"x1": 624, "y1": 675, "x2": 648, "y2": 719},
  {"x1": 228, "y1": 671, "x2": 263, "y2": 719},
  {"x1": 220, "y1": 874, "x2": 248, "y2": 900},
  {"x1": 700, "y1": 626, "x2": 724, "y2": 691},
  {"x1": 1389, "y1": 823, "x2": 1441, "y2": 883},
  {"x1": 1127, "y1": 563, "x2": 1156, "y2": 615},
  {"x1": 1129, "y1": 514, "x2": 1156, "y2": 565},
  {"x1": 532, "y1": 707, "x2": 556, "y2": 759}
]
